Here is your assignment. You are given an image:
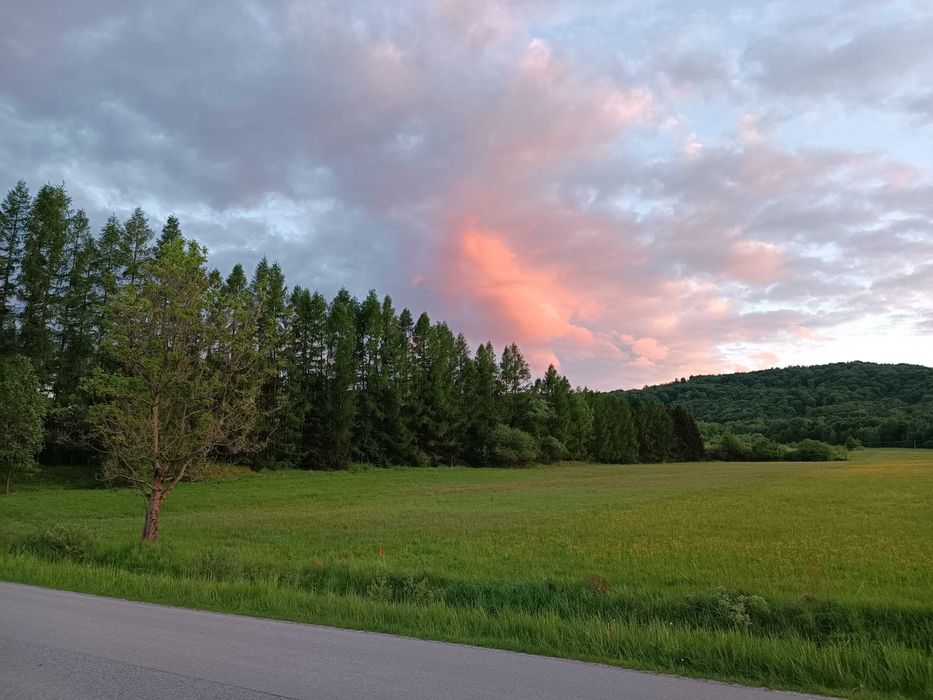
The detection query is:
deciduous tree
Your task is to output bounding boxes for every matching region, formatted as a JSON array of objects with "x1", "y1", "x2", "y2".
[
  {"x1": 0, "y1": 355, "x2": 46, "y2": 493},
  {"x1": 90, "y1": 237, "x2": 263, "y2": 541}
]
